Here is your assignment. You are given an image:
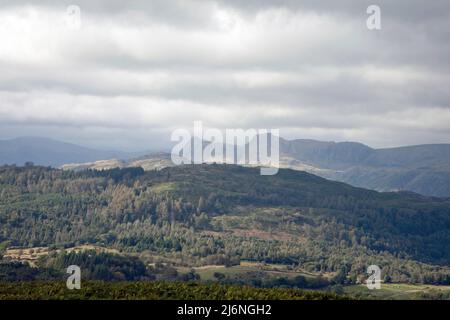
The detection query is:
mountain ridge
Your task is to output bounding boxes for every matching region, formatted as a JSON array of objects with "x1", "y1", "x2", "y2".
[
  {"x1": 2, "y1": 136, "x2": 450, "y2": 197},
  {"x1": 0, "y1": 136, "x2": 144, "y2": 167}
]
